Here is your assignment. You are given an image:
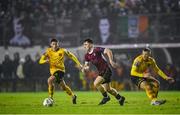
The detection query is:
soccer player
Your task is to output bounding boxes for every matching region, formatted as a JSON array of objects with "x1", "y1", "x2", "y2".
[
  {"x1": 82, "y1": 38, "x2": 125, "y2": 106},
  {"x1": 130, "y1": 48, "x2": 175, "y2": 105},
  {"x1": 39, "y1": 38, "x2": 82, "y2": 104}
]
